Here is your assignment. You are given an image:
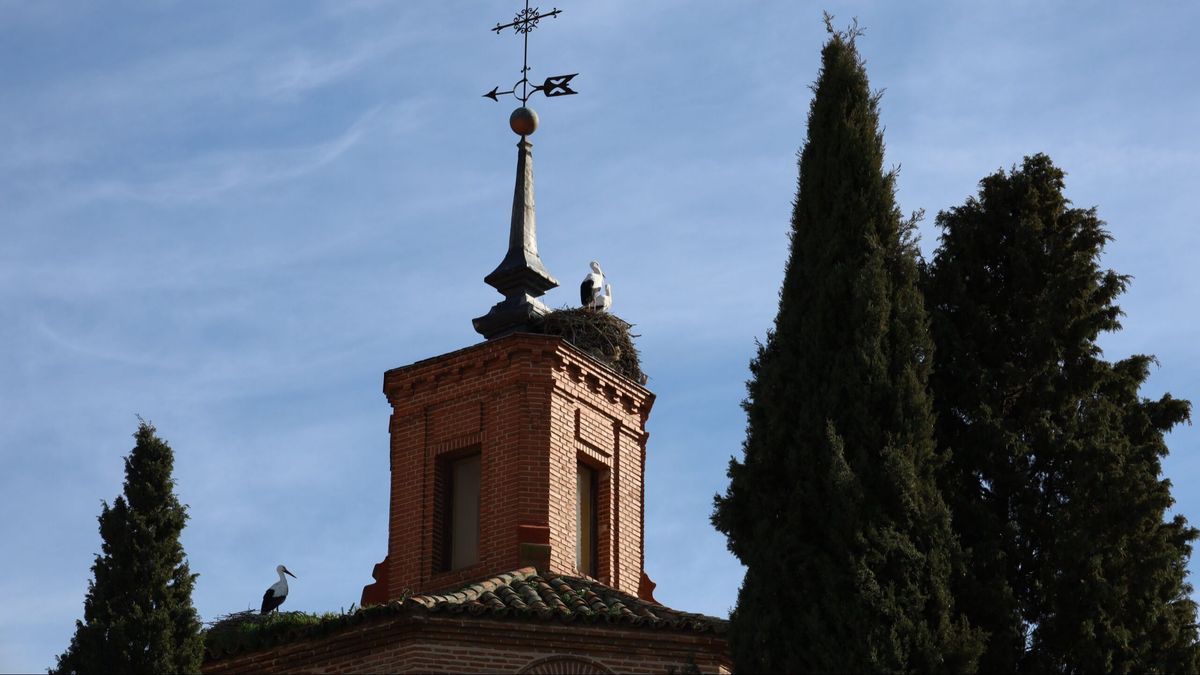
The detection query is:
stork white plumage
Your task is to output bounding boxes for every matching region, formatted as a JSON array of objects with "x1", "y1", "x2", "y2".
[
  {"x1": 580, "y1": 261, "x2": 612, "y2": 311},
  {"x1": 260, "y1": 564, "x2": 297, "y2": 614}
]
